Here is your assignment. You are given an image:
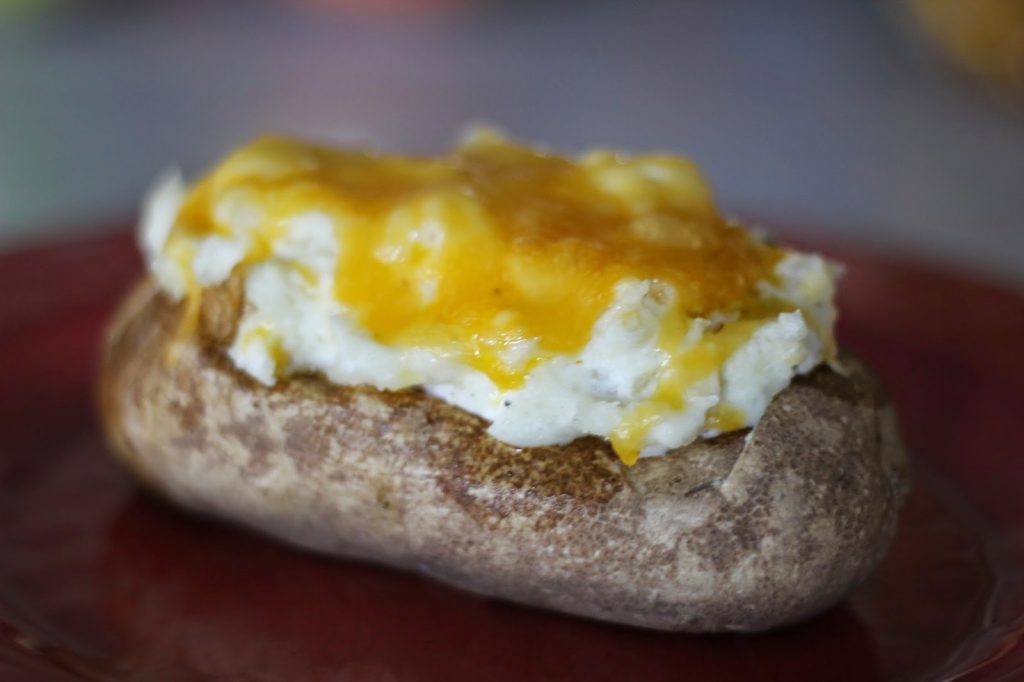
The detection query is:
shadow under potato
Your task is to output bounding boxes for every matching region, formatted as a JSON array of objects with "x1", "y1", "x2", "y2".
[{"x1": 97, "y1": 486, "x2": 892, "y2": 682}]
